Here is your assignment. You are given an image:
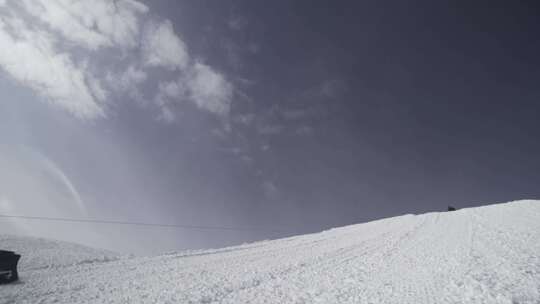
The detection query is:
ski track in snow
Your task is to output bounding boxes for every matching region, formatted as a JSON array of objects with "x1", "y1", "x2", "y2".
[{"x1": 1, "y1": 200, "x2": 539, "y2": 303}]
